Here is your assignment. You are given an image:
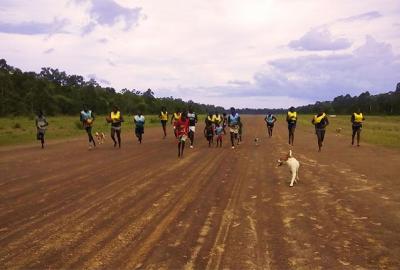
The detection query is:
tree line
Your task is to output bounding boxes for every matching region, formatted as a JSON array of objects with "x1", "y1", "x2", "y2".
[
  {"x1": 0, "y1": 59, "x2": 224, "y2": 117},
  {"x1": 1, "y1": 59, "x2": 399, "y2": 116},
  {"x1": 237, "y1": 83, "x2": 400, "y2": 115}
]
